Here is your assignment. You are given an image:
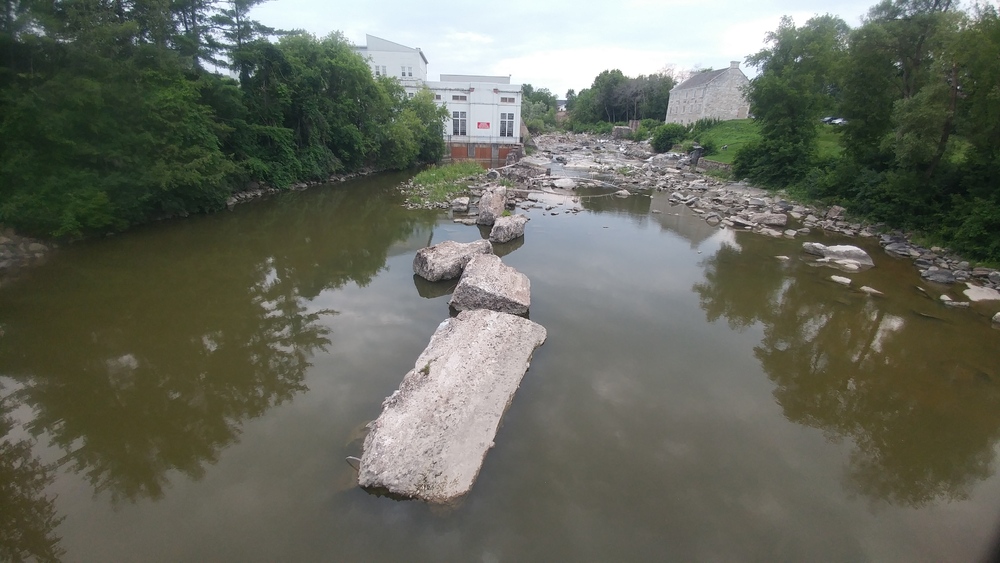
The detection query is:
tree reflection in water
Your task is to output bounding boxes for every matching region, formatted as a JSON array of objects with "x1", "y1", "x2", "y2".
[
  {"x1": 694, "y1": 234, "x2": 1000, "y2": 506},
  {"x1": 0, "y1": 387, "x2": 64, "y2": 562},
  {"x1": 0, "y1": 178, "x2": 438, "y2": 504}
]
